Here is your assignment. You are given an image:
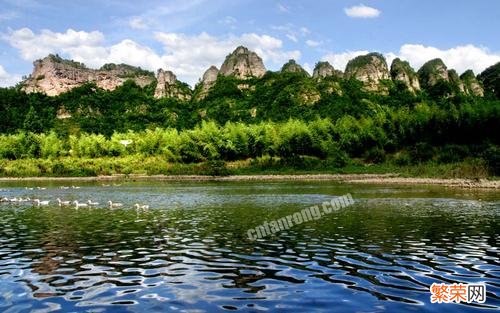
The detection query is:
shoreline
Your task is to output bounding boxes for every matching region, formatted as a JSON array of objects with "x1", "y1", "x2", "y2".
[{"x1": 0, "y1": 173, "x2": 498, "y2": 189}]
